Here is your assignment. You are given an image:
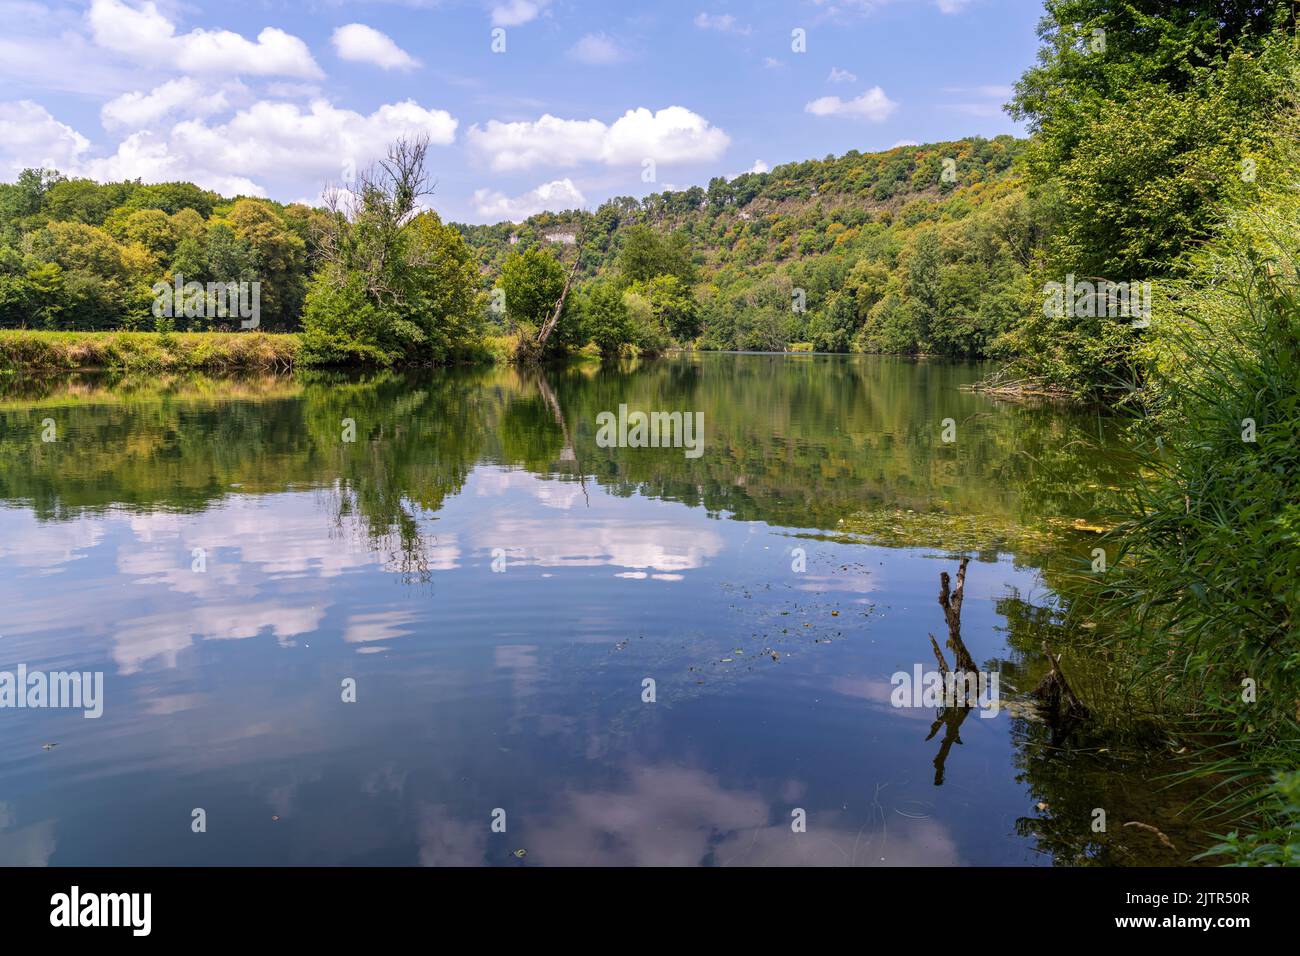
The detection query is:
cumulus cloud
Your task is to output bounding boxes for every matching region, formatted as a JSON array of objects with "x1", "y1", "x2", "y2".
[
  {"x1": 332, "y1": 23, "x2": 420, "y2": 71},
  {"x1": 804, "y1": 86, "x2": 897, "y2": 121},
  {"x1": 13, "y1": 96, "x2": 457, "y2": 198},
  {"x1": 827, "y1": 66, "x2": 858, "y2": 84},
  {"x1": 173, "y1": 99, "x2": 456, "y2": 174},
  {"x1": 567, "y1": 32, "x2": 623, "y2": 65},
  {"x1": 87, "y1": 0, "x2": 323, "y2": 79},
  {"x1": 101, "y1": 78, "x2": 243, "y2": 129},
  {"x1": 473, "y1": 178, "x2": 586, "y2": 221},
  {"x1": 0, "y1": 27, "x2": 147, "y2": 97},
  {"x1": 468, "y1": 106, "x2": 729, "y2": 173},
  {"x1": 0, "y1": 100, "x2": 90, "y2": 175},
  {"x1": 490, "y1": 0, "x2": 551, "y2": 27},
  {"x1": 77, "y1": 129, "x2": 264, "y2": 197}
]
